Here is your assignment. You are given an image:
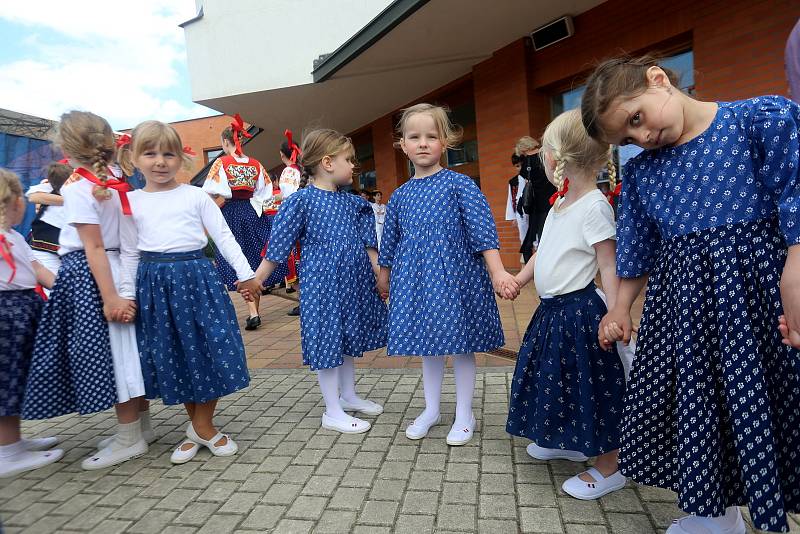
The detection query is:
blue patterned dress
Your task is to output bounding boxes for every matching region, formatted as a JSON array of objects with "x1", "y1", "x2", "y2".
[
  {"x1": 378, "y1": 169, "x2": 504, "y2": 356},
  {"x1": 265, "y1": 186, "x2": 387, "y2": 370},
  {"x1": 616, "y1": 96, "x2": 800, "y2": 532}
]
